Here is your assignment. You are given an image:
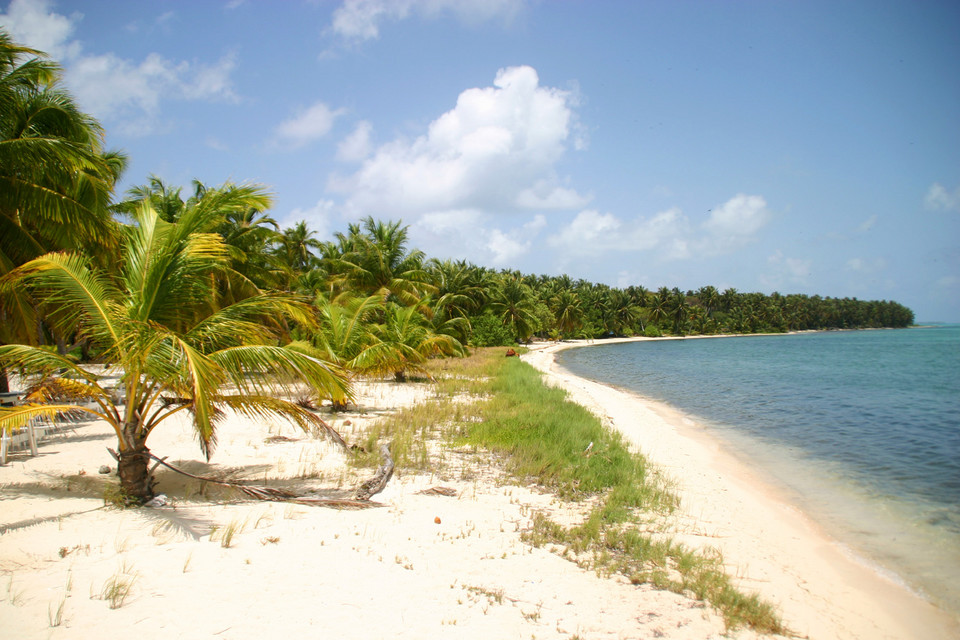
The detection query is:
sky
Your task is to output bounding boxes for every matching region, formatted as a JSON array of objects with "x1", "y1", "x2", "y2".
[{"x1": 2, "y1": 0, "x2": 959, "y2": 322}]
